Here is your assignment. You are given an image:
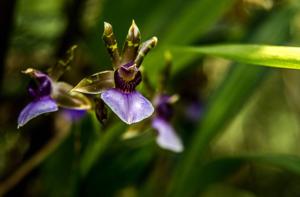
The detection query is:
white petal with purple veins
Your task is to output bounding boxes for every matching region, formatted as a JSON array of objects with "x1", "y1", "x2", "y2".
[
  {"x1": 18, "y1": 97, "x2": 58, "y2": 128},
  {"x1": 152, "y1": 118, "x2": 183, "y2": 153},
  {"x1": 101, "y1": 88, "x2": 154, "y2": 124}
]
